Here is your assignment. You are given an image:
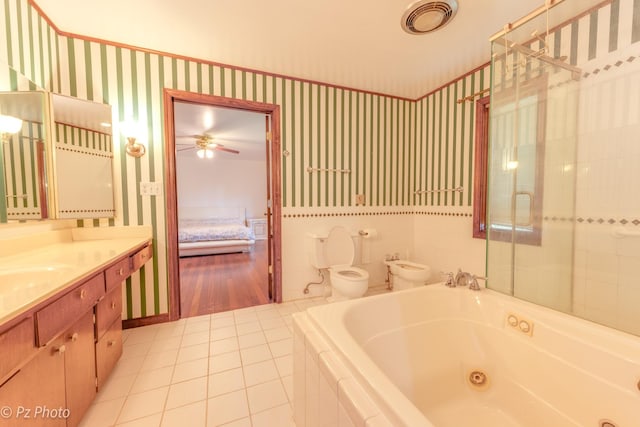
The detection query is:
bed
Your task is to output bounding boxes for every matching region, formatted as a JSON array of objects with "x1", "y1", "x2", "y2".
[{"x1": 178, "y1": 206, "x2": 256, "y2": 257}]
